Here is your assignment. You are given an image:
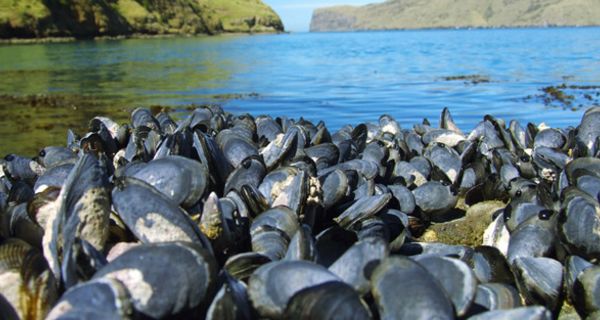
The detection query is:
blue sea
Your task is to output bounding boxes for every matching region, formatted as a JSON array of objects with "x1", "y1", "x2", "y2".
[{"x1": 1, "y1": 28, "x2": 600, "y2": 154}]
